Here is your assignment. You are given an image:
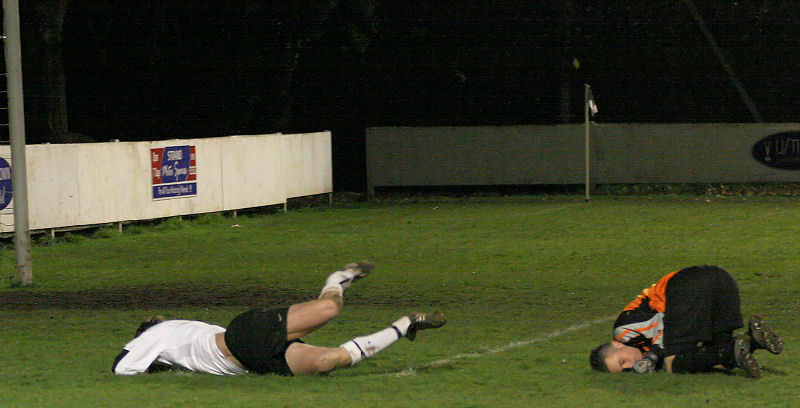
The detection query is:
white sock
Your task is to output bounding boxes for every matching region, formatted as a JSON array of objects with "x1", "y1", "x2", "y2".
[
  {"x1": 392, "y1": 315, "x2": 412, "y2": 337},
  {"x1": 340, "y1": 316, "x2": 411, "y2": 365},
  {"x1": 318, "y1": 269, "x2": 360, "y2": 298}
]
